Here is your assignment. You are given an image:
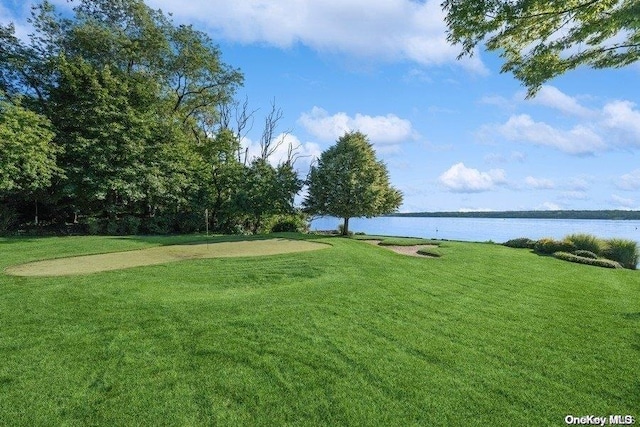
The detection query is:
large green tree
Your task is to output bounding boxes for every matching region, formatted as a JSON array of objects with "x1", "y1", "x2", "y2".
[
  {"x1": 234, "y1": 159, "x2": 302, "y2": 233},
  {"x1": 0, "y1": 0, "x2": 242, "y2": 226},
  {"x1": 0, "y1": 98, "x2": 60, "y2": 227},
  {"x1": 442, "y1": 0, "x2": 640, "y2": 96},
  {"x1": 0, "y1": 99, "x2": 58, "y2": 195},
  {"x1": 303, "y1": 131, "x2": 402, "y2": 235}
]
